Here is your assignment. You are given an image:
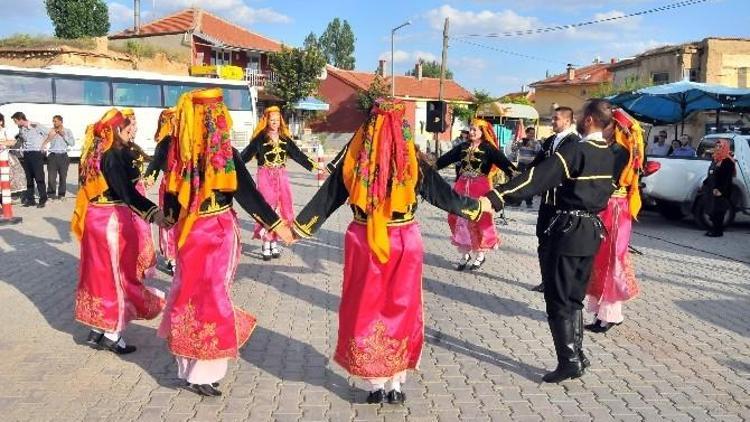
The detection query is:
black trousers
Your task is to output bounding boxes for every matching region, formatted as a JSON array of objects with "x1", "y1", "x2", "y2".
[
  {"x1": 46, "y1": 152, "x2": 69, "y2": 196},
  {"x1": 517, "y1": 163, "x2": 534, "y2": 206},
  {"x1": 535, "y1": 204, "x2": 555, "y2": 282},
  {"x1": 542, "y1": 251, "x2": 595, "y2": 321},
  {"x1": 21, "y1": 151, "x2": 47, "y2": 203}
]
